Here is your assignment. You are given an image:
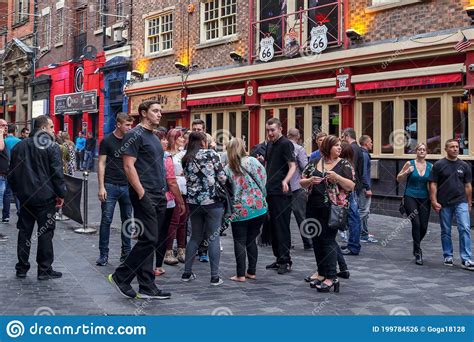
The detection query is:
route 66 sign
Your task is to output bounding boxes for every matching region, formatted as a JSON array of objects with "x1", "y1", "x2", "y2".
[
  {"x1": 259, "y1": 36, "x2": 275, "y2": 62},
  {"x1": 310, "y1": 25, "x2": 328, "y2": 54}
]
